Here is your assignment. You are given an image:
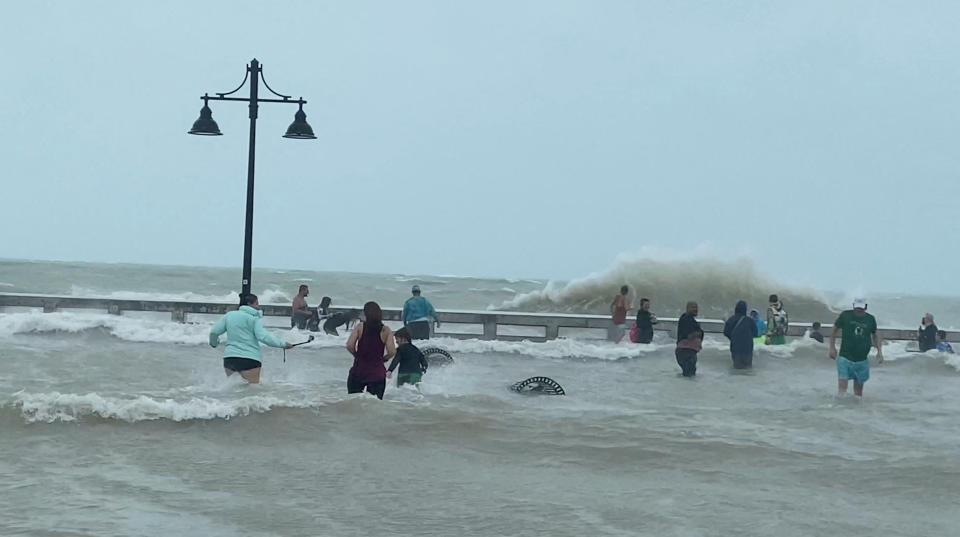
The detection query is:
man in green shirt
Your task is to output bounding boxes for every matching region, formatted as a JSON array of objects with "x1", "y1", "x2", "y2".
[{"x1": 828, "y1": 298, "x2": 883, "y2": 397}]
